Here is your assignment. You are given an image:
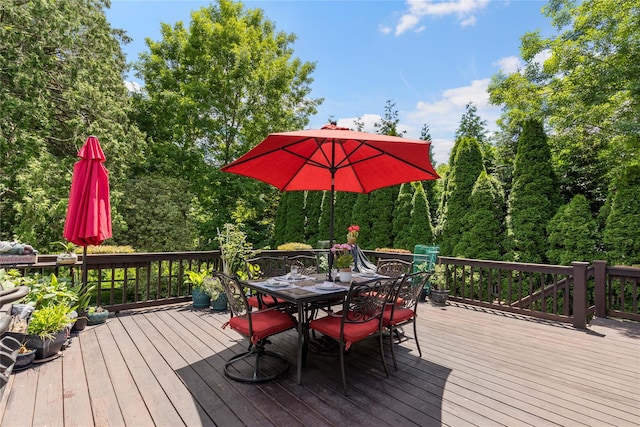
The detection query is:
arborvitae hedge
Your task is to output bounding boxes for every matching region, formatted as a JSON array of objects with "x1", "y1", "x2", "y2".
[
  {"x1": 304, "y1": 191, "x2": 323, "y2": 247},
  {"x1": 507, "y1": 120, "x2": 560, "y2": 263},
  {"x1": 351, "y1": 193, "x2": 371, "y2": 248},
  {"x1": 407, "y1": 182, "x2": 434, "y2": 250},
  {"x1": 436, "y1": 136, "x2": 485, "y2": 256},
  {"x1": 369, "y1": 186, "x2": 399, "y2": 249},
  {"x1": 602, "y1": 164, "x2": 640, "y2": 265},
  {"x1": 453, "y1": 171, "x2": 505, "y2": 260},
  {"x1": 547, "y1": 194, "x2": 597, "y2": 265},
  {"x1": 393, "y1": 183, "x2": 414, "y2": 249}
]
